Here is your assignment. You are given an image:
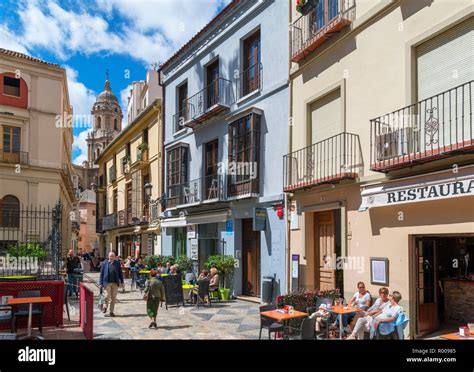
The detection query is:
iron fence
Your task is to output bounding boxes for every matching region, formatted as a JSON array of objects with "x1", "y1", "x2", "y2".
[
  {"x1": 283, "y1": 132, "x2": 361, "y2": 191},
  {"x1": 166, "y1": 174, "x2": 225, "y2": 208},
  {"x1": 0, "y1": 203, "x2": 62, "y2": 280},
  {"x1": 370, "y1": 80, "x2": 474, "y2": 170}
]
